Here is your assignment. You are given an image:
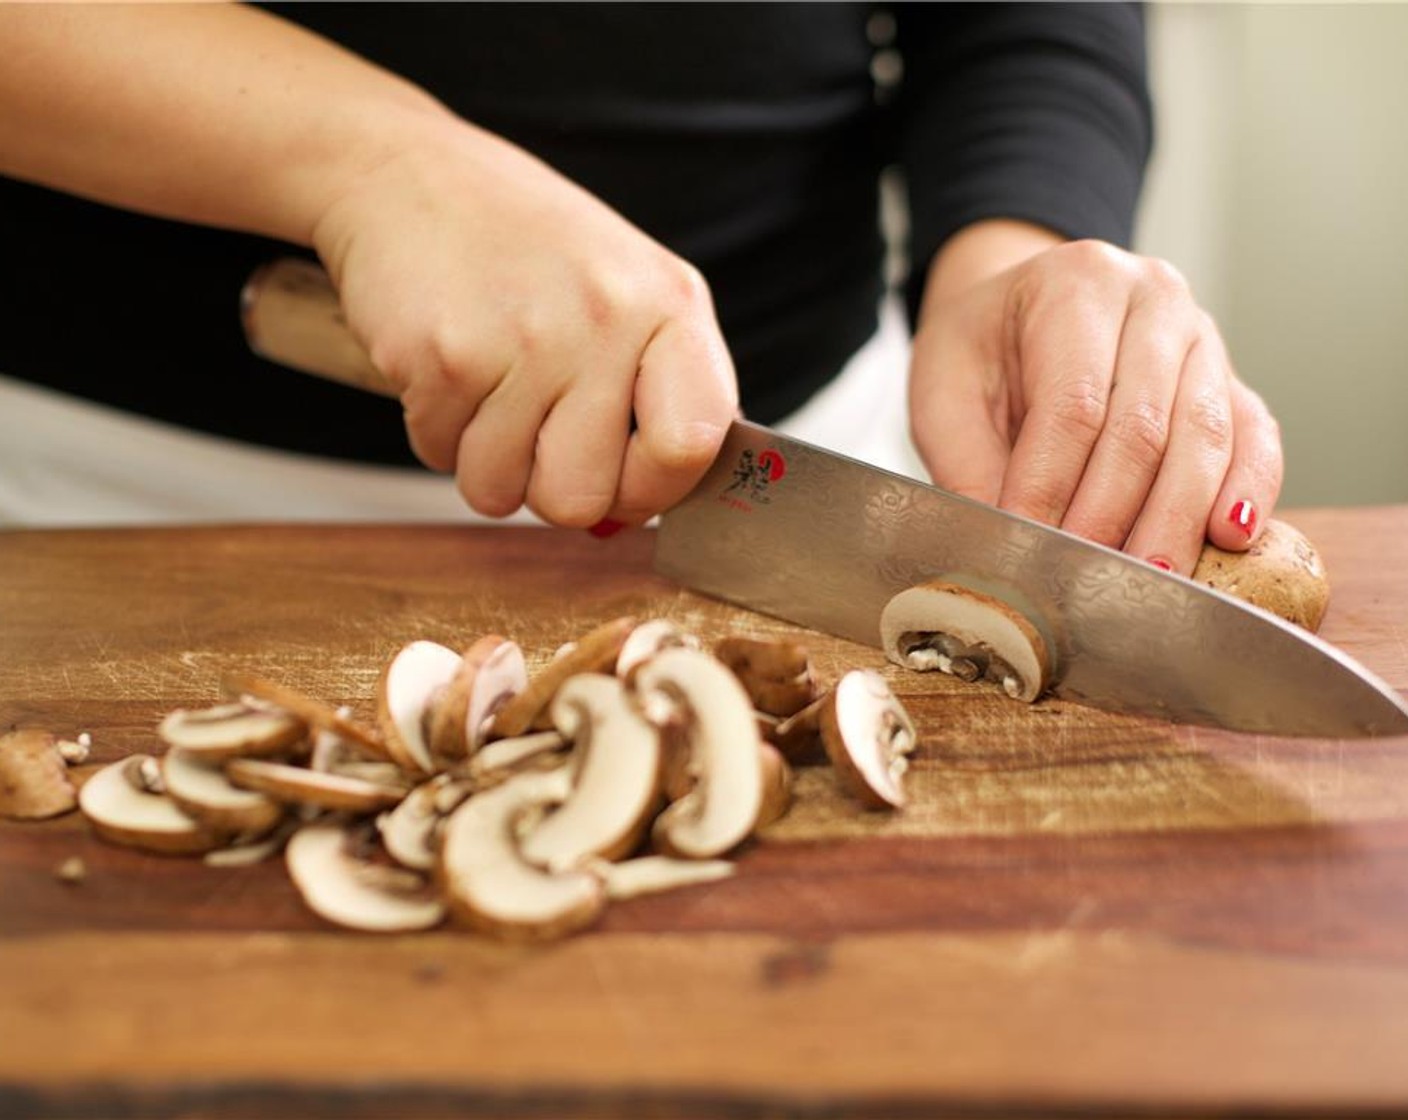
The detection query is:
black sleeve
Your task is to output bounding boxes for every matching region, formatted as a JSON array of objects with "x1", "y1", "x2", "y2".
[{"x1": 892, "y1": 1, "x2": 1154, "y2": 322}]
